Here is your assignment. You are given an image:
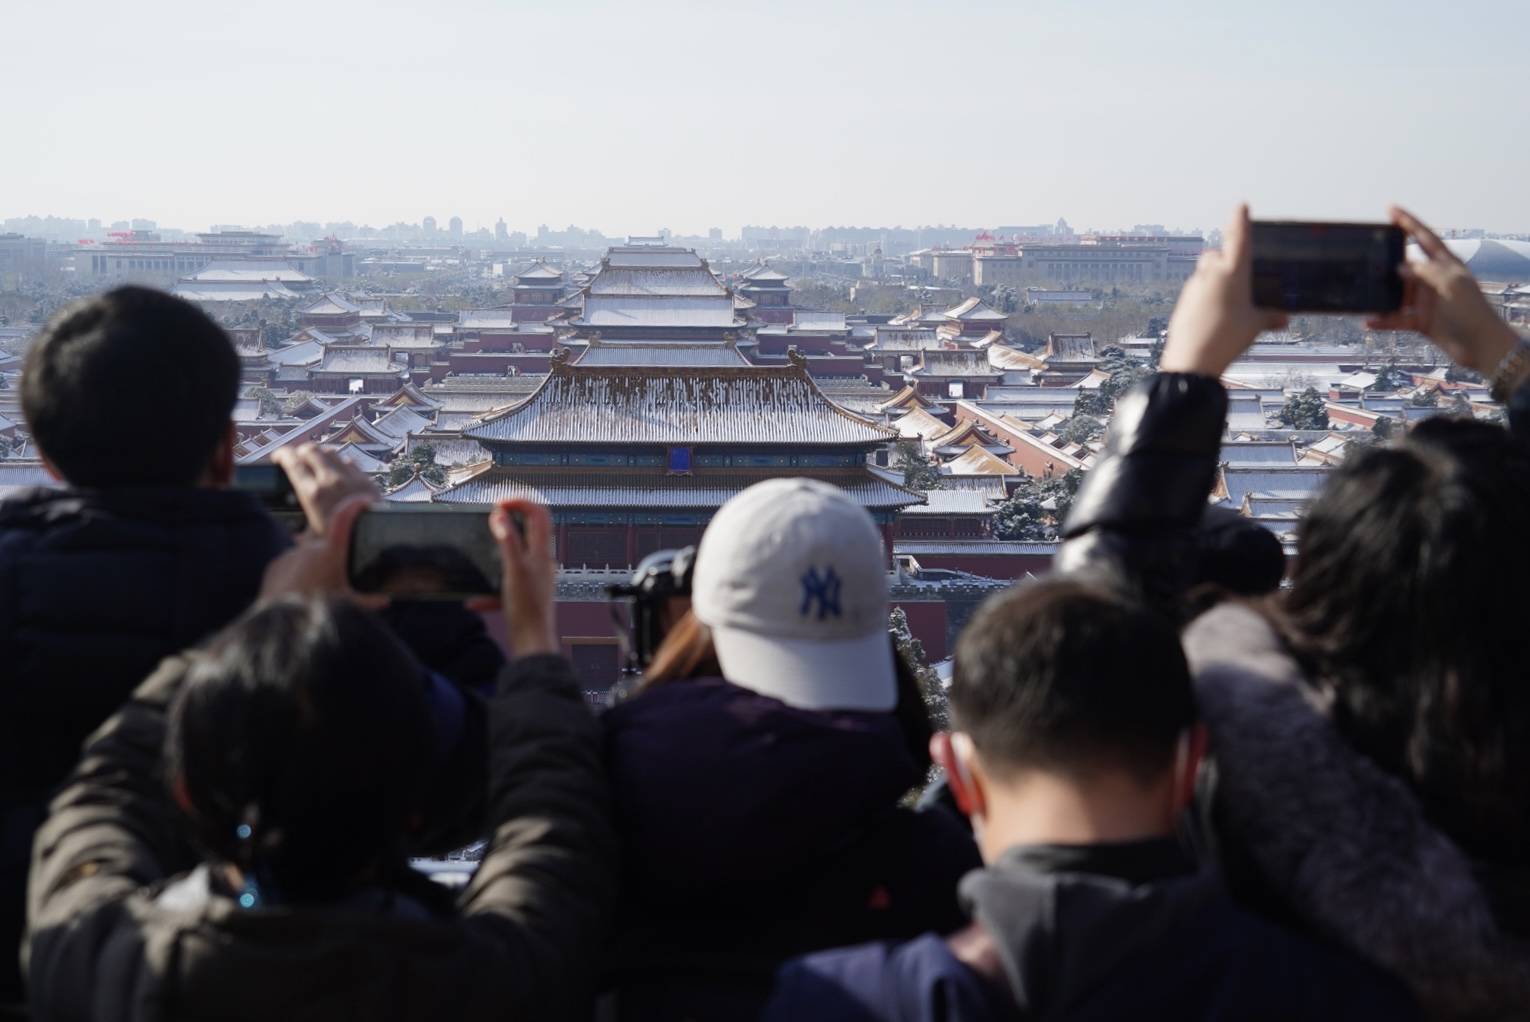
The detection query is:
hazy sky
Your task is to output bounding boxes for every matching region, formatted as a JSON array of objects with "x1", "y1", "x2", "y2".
[{"x1": 5, "y1": 0, "x2": 1526, "y2": 236}]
